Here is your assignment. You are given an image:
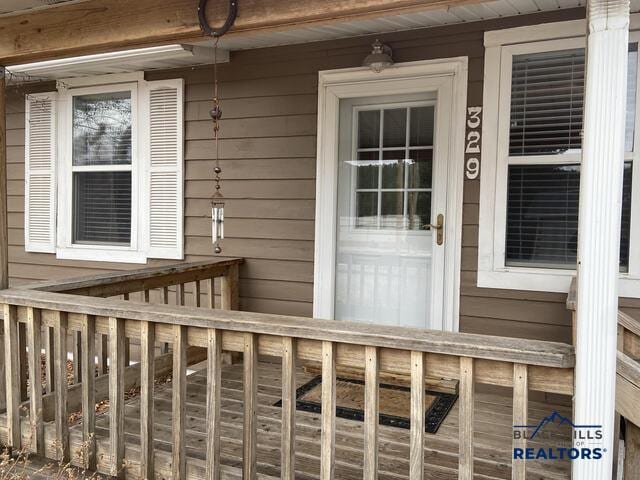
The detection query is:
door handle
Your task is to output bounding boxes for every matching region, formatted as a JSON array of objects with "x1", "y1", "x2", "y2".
[{"x1": 423, "y1": 213, "x2": 444, "y2": 246}]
